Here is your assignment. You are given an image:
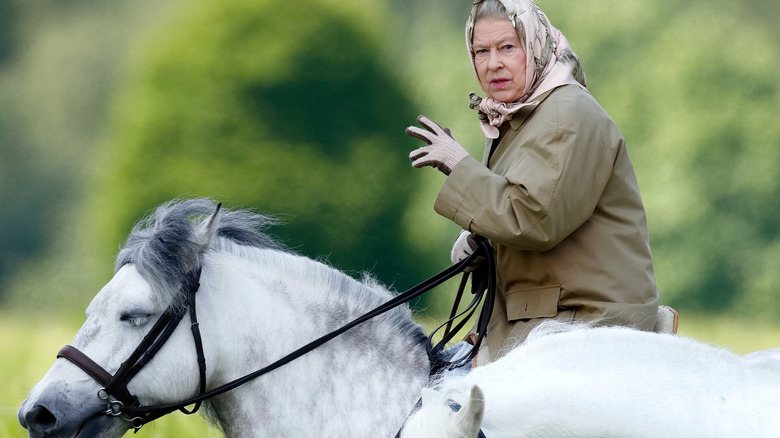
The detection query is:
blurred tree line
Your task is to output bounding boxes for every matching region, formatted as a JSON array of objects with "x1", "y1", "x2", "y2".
[{"x1": 0, "y1": 0, "x2": 778, "y2": 321}]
